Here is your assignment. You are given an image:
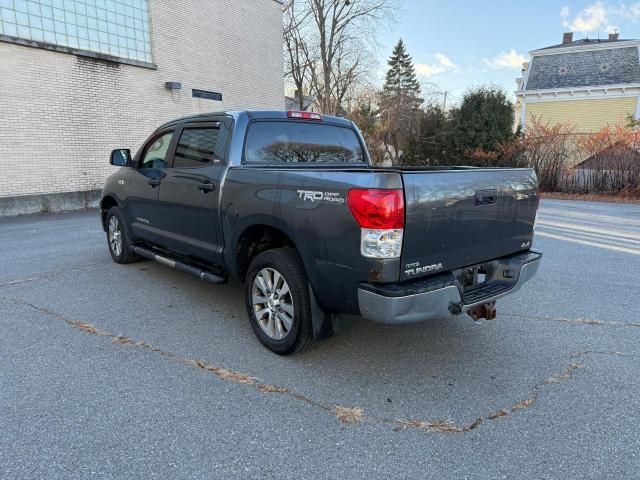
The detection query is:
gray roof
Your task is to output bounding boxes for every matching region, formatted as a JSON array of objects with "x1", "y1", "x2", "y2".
[
  {"x1": 538, "y1": 38, "x2": 636, "y2": 50},
  {"x1": 525, "y1": 44, "x2": 640, "y2": 90}
]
